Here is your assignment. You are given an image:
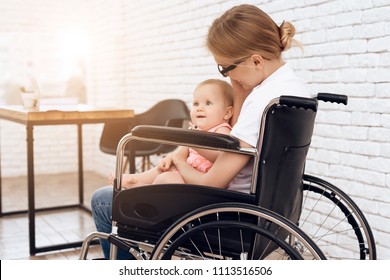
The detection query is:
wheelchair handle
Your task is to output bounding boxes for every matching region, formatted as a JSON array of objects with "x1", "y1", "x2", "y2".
[
  {"x1": 279, "y1": 96, "x2": 318, "y2": 111},
  {"x1": 317, "y1": 93, "x2": 348, "y2": 105}
]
